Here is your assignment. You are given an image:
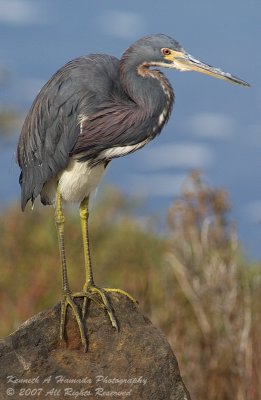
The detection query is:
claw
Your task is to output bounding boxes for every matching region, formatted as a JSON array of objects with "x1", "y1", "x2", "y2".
[{"x1": 60, "y1": 292, "x2": 88, "y2": 352}]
